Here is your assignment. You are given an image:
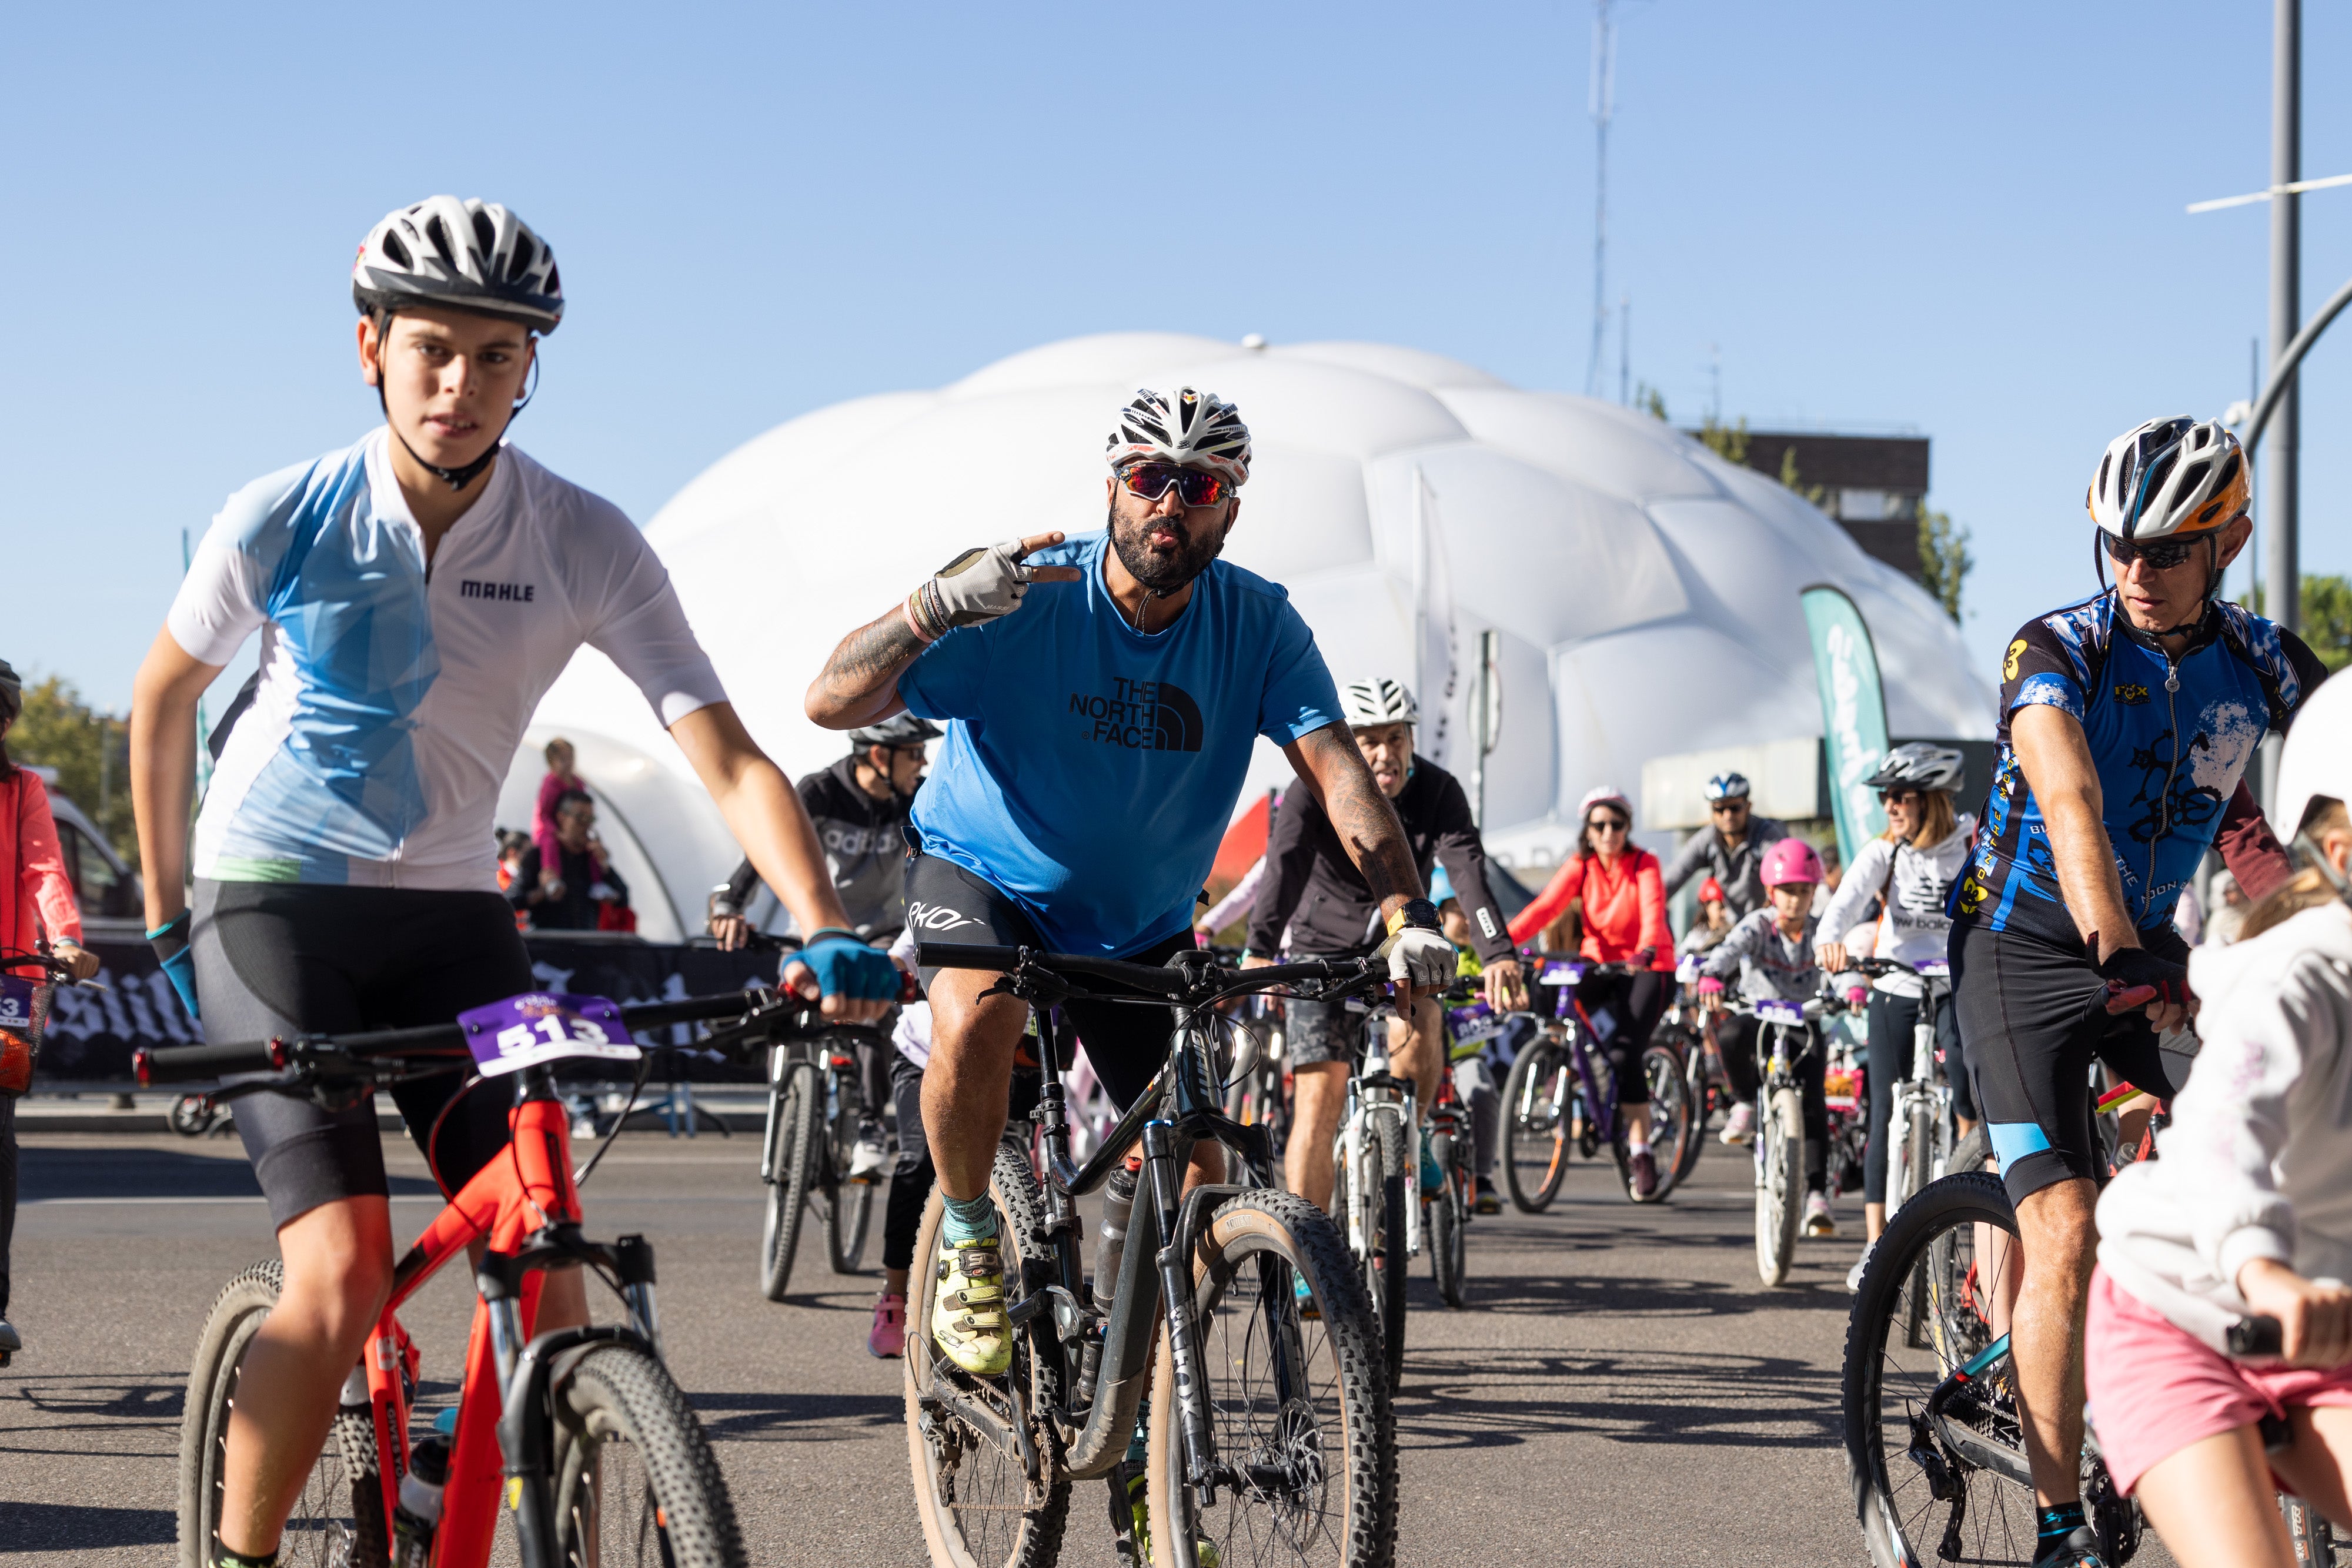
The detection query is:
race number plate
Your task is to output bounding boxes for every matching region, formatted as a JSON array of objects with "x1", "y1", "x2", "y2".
[
  {"x1": 1755, "y1": 998, "x2": 1806, "y2": 1026},
  {"x1": 0, "y1": 974, "x2": 42, "y2": 1033},
  {"x1": 1539, "y1": 962, "x2": 1585, "y2": 987},
  {"x1": 1915, "y1": 961, "x2": 1950, "y2": 979},
  {"x1": 457, "y1": 993, "x2": 638, "y2": 1078},
  {"x1": 1675, "y1": 953, "x2": 1701, "y2": 984}
]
